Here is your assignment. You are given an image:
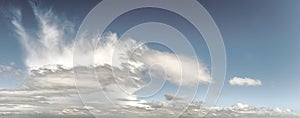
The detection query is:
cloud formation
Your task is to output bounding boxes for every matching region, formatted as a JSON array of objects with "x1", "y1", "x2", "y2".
[
  {"x1": 229, "y1": 77, "x2": 262, "y2": 86},
  {"x1": 10, "y1": 3, "x2": 75, "y2": 70},
  {"x1": 2, "y1": 1, "x2": 214, "y2": 116},
  {"x1": 3, "y1": 1, "x2": 297, "y2": 118},
  {"x1": 142, "y1": 50, "x2": 212, "y2": 87},
  {"x1": 10, "y1": 0, "x2": 212, "y2": 86}
]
